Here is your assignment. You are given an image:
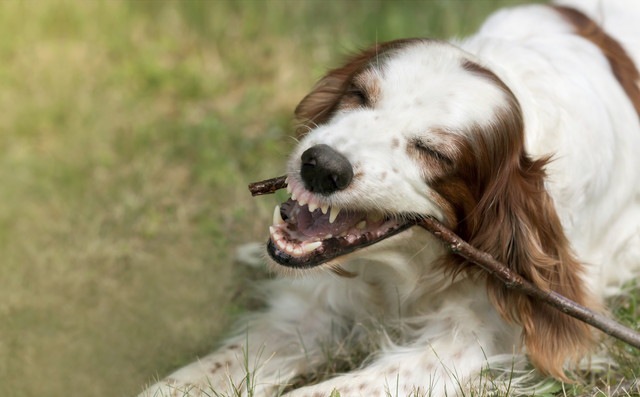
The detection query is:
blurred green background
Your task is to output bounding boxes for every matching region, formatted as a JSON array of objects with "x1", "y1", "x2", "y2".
[{"x1": 2, "y1": 1, "x2": 637, "y2": 397}]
